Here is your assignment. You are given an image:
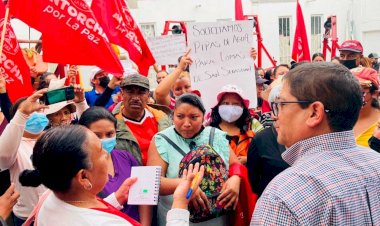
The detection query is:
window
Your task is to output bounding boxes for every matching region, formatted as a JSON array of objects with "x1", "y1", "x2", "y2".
[
  {"x1": 140, "y1": 23, "x2": 155, "y2": 38},
  {"x1": 278, "y1": 17, "x2": 291, "y2": 64},
  {"x1": 311, "y1": 15, "x2": 322, "y2": 55}
]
